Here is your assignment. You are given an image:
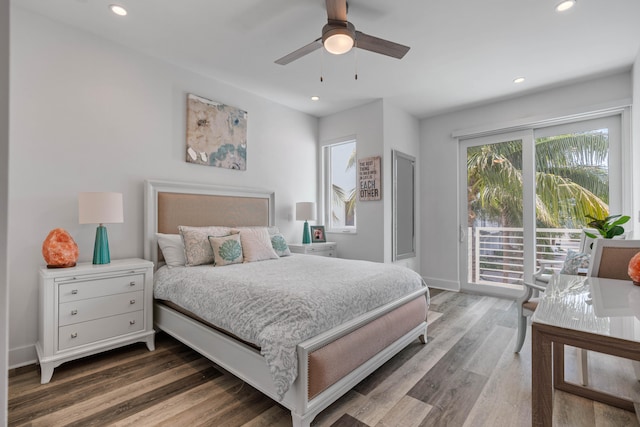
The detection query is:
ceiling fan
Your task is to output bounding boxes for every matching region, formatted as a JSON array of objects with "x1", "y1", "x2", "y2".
[{"x1": 275, "y1": 0, "x2": 410, "y2": 65}]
